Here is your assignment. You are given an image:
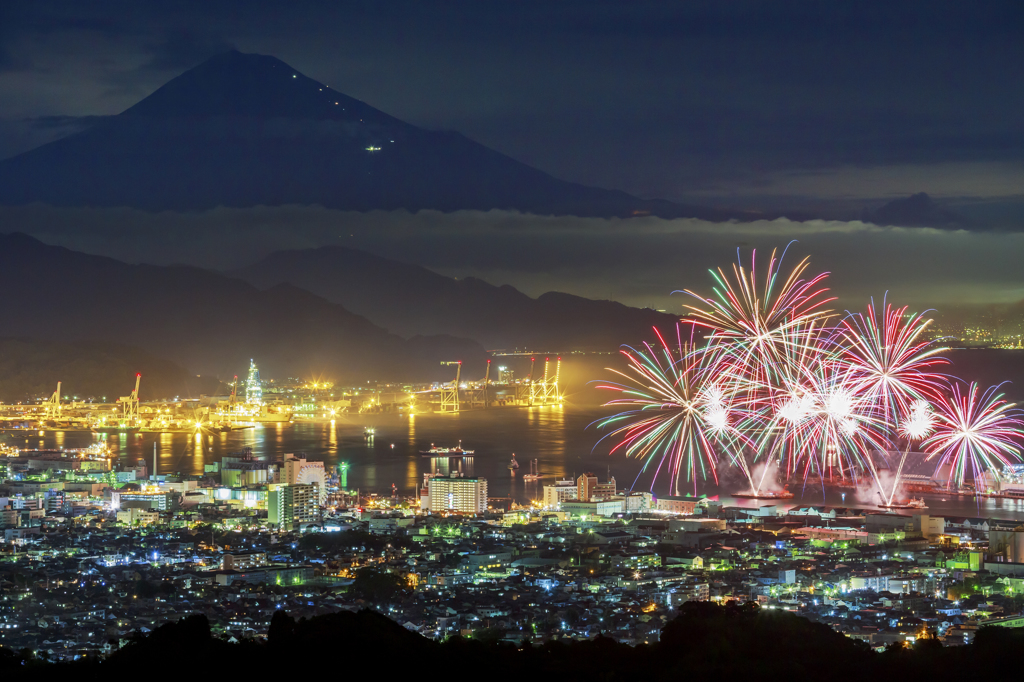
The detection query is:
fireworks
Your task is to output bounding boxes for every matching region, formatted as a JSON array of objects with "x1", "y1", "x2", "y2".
[
  {"x1": 596, "y1": 249, "x2": 1023, "y2": 497},
  {"x1": 765, "y1": 354, "x2": 888, "y2": 484},
  {"x1": 922, "y1": 382, "x2": 1023, "y2": 488},
  {"x1": 591, "y1": 326, "x2": 749, "y2": 495},
  {"x1": 899, "y1": 400, "x2": 935, "y2": 441},
  {"x1": 680, "y1": 247, "x2": 835, "y2": 394},
  {"x1": 841, "y1": 298, "x2": 948, "y2": 420}
]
